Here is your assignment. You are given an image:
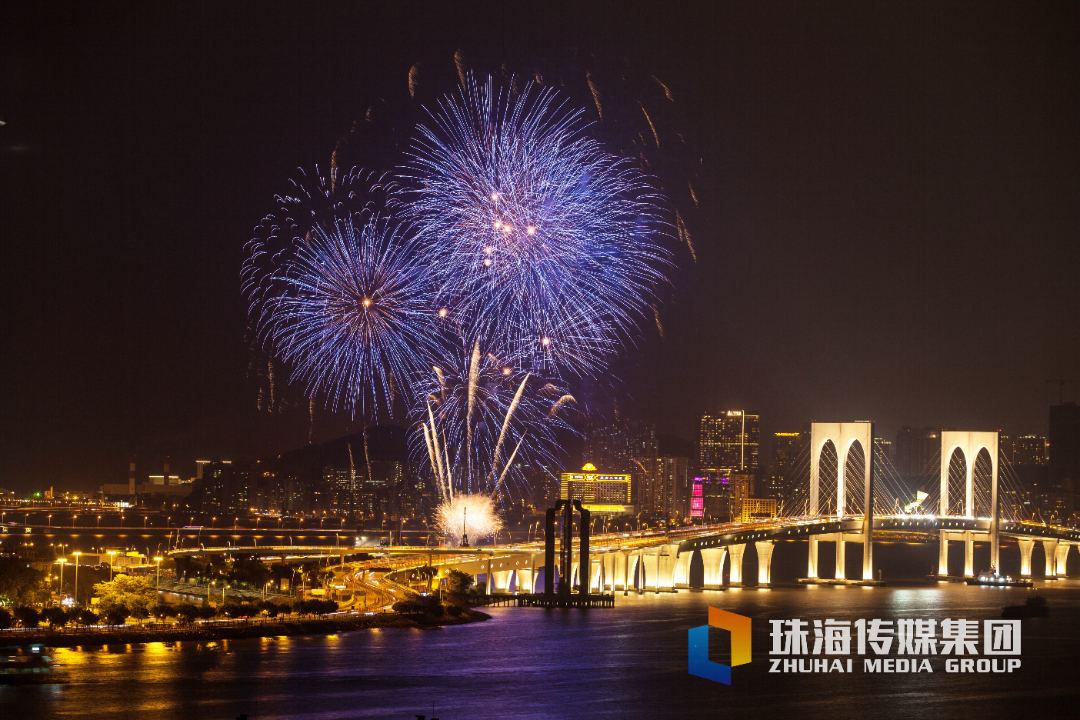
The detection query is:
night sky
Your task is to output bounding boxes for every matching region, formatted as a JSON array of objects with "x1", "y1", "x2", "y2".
[{"x1": 2, "y1": 1, "x2": 1077, "y2": 492}]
